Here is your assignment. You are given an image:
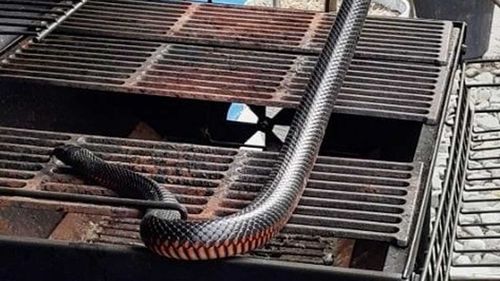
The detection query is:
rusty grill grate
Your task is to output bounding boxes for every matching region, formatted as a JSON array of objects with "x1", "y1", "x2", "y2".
[
  {"x1": 0, "y1": 0, "x2": 458, "y2": 123},
  {"x1": 56, "y1": 0, "x2": 452, "y2": 64},
  {"x1": 0, "y1": 32, "x2": 451, "y2": 122},
  {"x1": 0, "y1": 126, "x2": 424, "y2": 254}
]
